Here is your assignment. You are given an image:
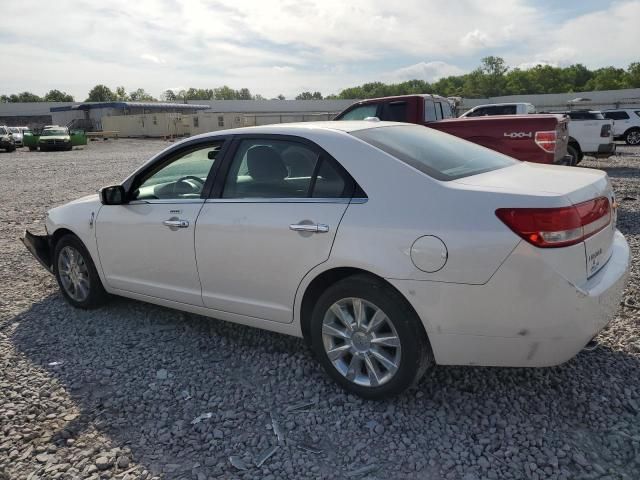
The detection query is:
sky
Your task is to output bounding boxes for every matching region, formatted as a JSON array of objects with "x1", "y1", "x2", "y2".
[{"x1": 1, "y1": 0, "x2": 639, "y2": 100}]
